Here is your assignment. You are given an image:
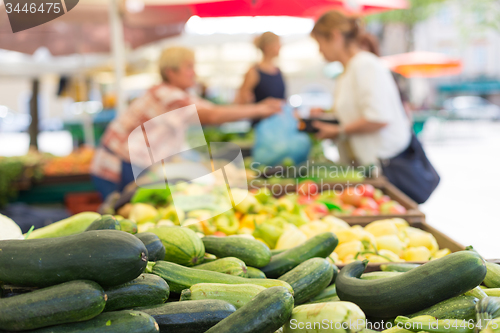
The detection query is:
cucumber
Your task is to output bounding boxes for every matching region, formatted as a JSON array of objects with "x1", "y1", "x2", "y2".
[
  {"x1": 202, "y1": 236, "x2": 271, "y2": 268},
  {"x1": 336, "y1": 251, "x2": 487, "y2": 318},
  {"x1": 85, "y1": 215, "x2": 120, "y2": 231},
  {"x1": 104, "y1": 274, "x2": 169, "y2": 312},
  {"x1": 24, "y1": 310, "x2": 159, "y2": 333},
  {"x1": 136, "y1": 299, "x2": 236, "y2": 333},
  {"x1": 380, "y1": 263, "x2": 421, "y2": 272},
  {"x1": 271, "y1": 248, "x2": 287, "y2": 255},
  {"x1": 119, "y1": 219, "x2": 138, "y2": 234},
  {"x1": 484, "y1": 262, "x2": 500, "y2": 288},
  {"x1": 278, "y1": 258, "x2": 334, "y2": 305},
  {"x1": 1, "y1": 284, "x2": 37, "y2": 298},
  {"x1": 0, "y1": 280, "x2": 105, "y2": 331},
  {"x1": 151, "y1": 261, "x2": 293, "y2": 294},
  {"x1": 246, "y1": 267, "x2": 266, "y2": 279},
  {"x1": 148, "y1": 227, "x2": 205, "y2": 266},
  {"x1": 180, "y1": 283, "x2": 266, "y2": 309},
  {"x1": 261, "y1": 232, "x2": 338, "y2": 278},
  {"x1": 361, "y1": 271, "x2": 402, "y2": 280},
  {"x1": 306, "y1": 295, "x2": 340, "y2": 304},
  {"x1": 408, "y1": 295, "x2": 478, "y2": 321},
  {"x1": 309, "y1": 284, "x2": 337, "y2": 303},
  {"x1": 0, "y1": 230, "x2": 148, "y2": 287},
  {"x1": 135, "y1": 232, "x2": 166, "y2": 262},
  {"x1": 194, "y1": 257, "x2": 248, "y2": 277},
  {"x1": 464, "y1": 286, "x2": 487, "y2": 299},
  {"x1": 205, "y1": 286, "x2": 294, "y2": 333}
]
